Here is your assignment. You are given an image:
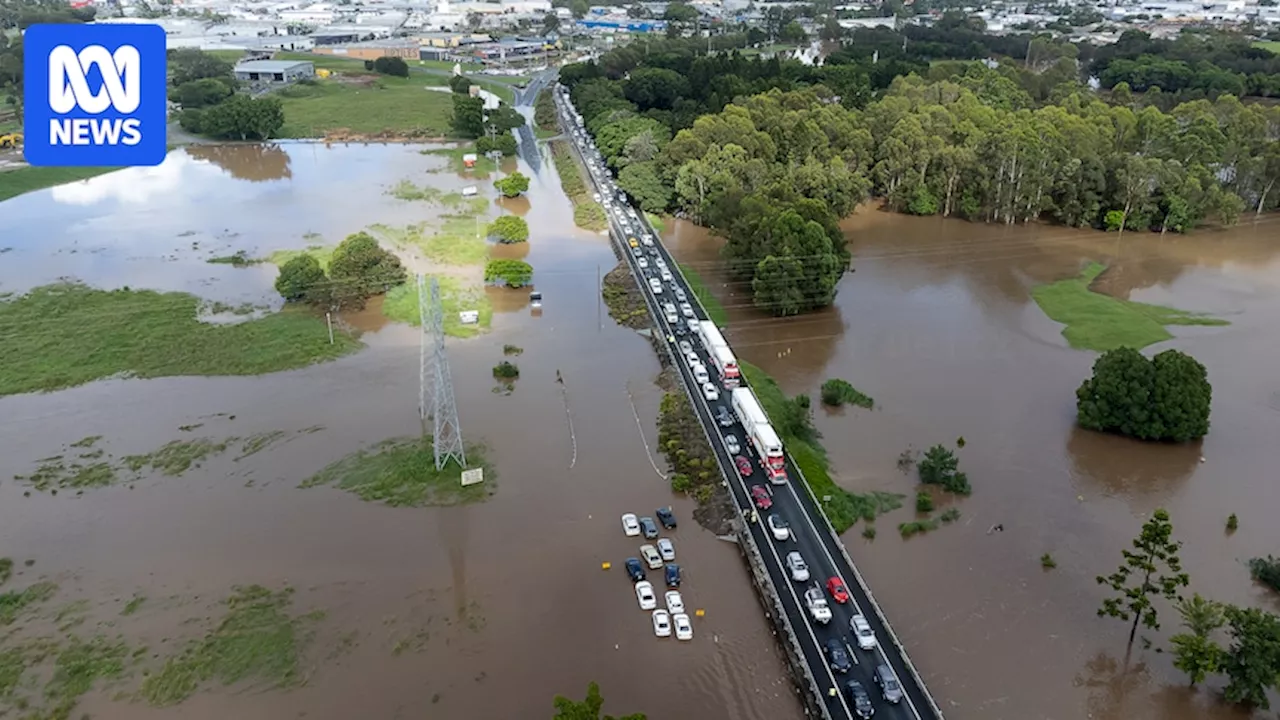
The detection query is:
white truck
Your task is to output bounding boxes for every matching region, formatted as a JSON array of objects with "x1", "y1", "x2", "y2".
[
  {"x1": 805, "y1": 586, "x2": 832, "y2": 624},
  {"x1": 696, "y1": 321, "x2": 741, "y2": 388},
  {"x1": 731, "y1": 388, "x2": 788, "y2": 483}
]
